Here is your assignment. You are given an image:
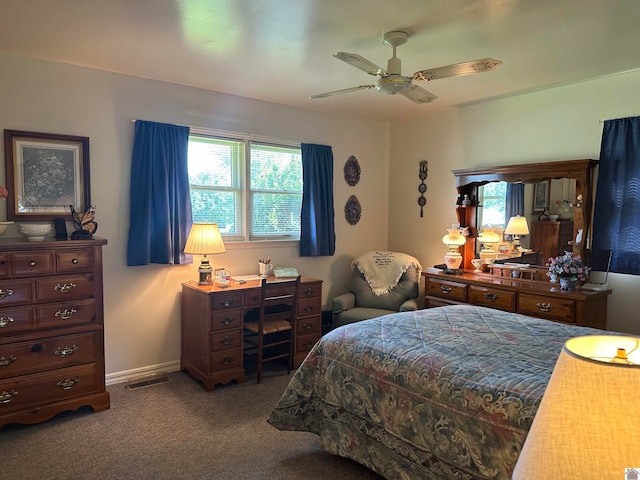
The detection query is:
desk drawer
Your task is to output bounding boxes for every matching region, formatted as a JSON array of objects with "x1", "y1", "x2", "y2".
[
  {"x1": 210, "y1": 292, "x2": 242, "y2": 311},
  {"x1": 210, "y1": 309, "x2": 242, "y2": 332},
  {"x1": 297, "y1": 315, "x2": 321, "y2": 336},
  {"x1": 211, "y1": 349, "x2": 242, "y2": 372},
  {"x1": 299, "y1": 281, "x2": 321, "y2": 299},
  {"x1": 297, "y1": 297, "x2": 321, "y2": 318},
  {"x1": 518, "y1": 294, "x2": 575, "y2": 323},
  {"x1": 211, "y1": 330, "x2": 242, "y2": 352},
  {"x1": 469, "y1": 286, "x2": 516, "y2": 312},
  {"x1": 426, "y1": 278, "x2": 467, "y2": 302},
  {"x1": 296, "y1": 332, "x2": 320, "y2": 354}
]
